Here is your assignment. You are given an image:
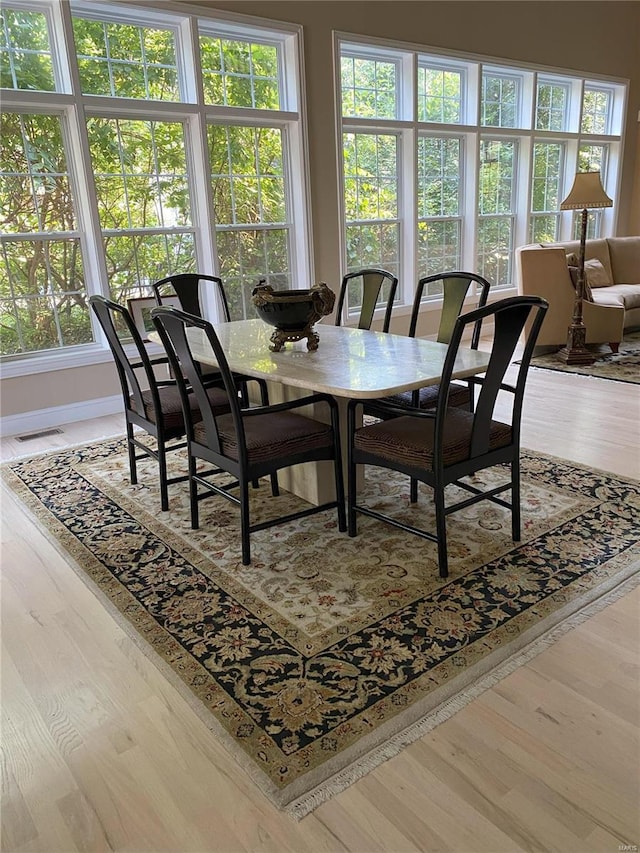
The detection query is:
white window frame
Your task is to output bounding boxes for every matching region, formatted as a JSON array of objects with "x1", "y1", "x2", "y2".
[
  {"x1": 1, "y1": 0, "x2": 311, "y2": 377},
  {"x1": 335, "y1": 31, "x2": 627, "y2": 324}
]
